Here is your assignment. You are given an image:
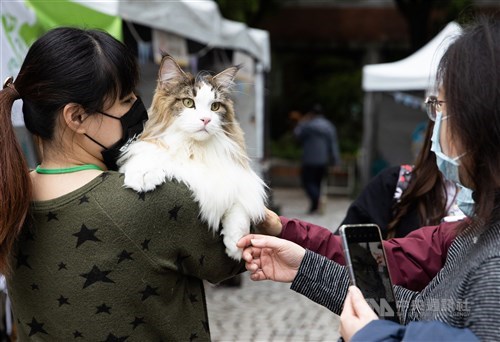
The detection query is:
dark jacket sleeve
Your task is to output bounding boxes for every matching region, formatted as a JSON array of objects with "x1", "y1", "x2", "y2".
[
  {"x1": 351, "y1": 319, "x2": 479, "y2": 342},
  {"x1": 340, "y1": 166, "x2": 401, "y2": 234},
  {"x1": 279, "y1": 217, "x2": 458, "y2": 291}
]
